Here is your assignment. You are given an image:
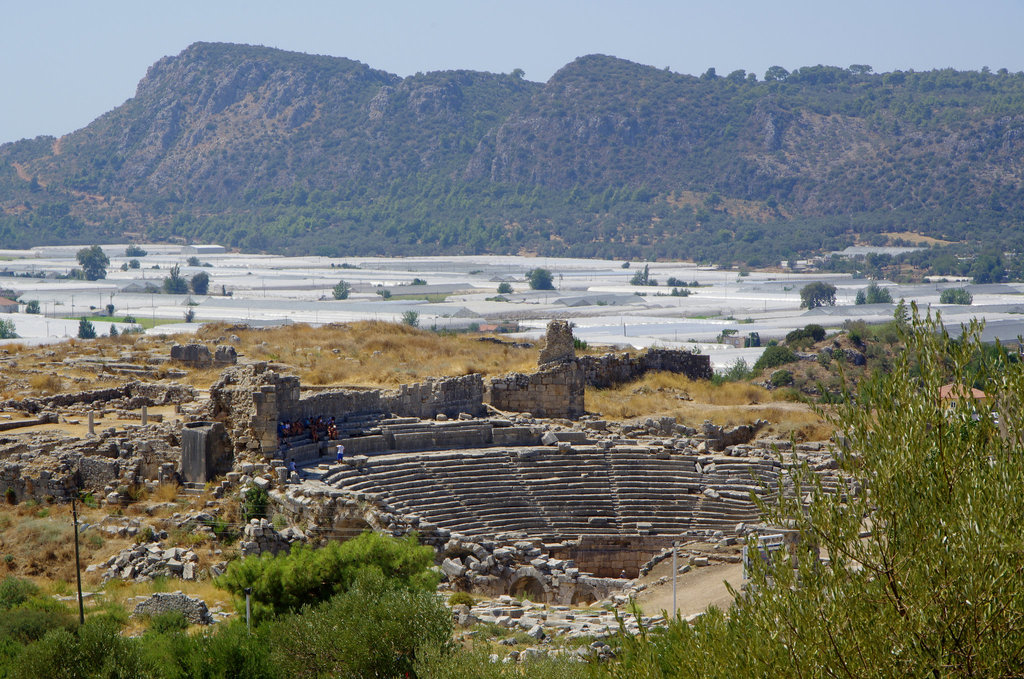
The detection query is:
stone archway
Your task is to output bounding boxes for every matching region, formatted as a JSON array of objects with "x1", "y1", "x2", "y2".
[
  {"x1": 570, "y1": 589, "x2": 597, "y2": 606},
  {"x1": 508, "y1": 566, "x2": 548, "y2": 602}
]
